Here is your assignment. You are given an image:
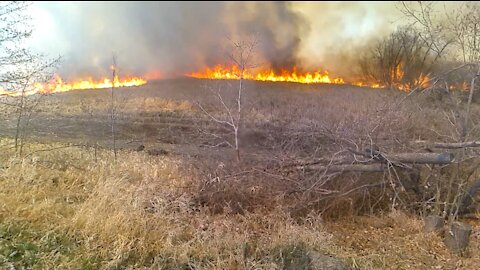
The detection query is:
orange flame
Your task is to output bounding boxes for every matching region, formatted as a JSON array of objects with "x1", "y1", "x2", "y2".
[
  {"x1": 449, "y1": 81, "x2": 469, "y2": 91},
  {"x1": 353, "y1": 82, "x2": 383, "y2": 89},
  {"x1": 187, "y1": 64, "x2": 437, "y2": 91},
  {"x1": 353, "y1": 67, "x2": 430, "y2": 91},
  {"x1": 188, "y1": 65, "x2": 345, "y2": 84},
  {"x1": 0, "y1": 75, "x2": 147, "y2": 96},
  {"x1": 35, "y1": 75, "x2": 147, "y2": 93}
]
